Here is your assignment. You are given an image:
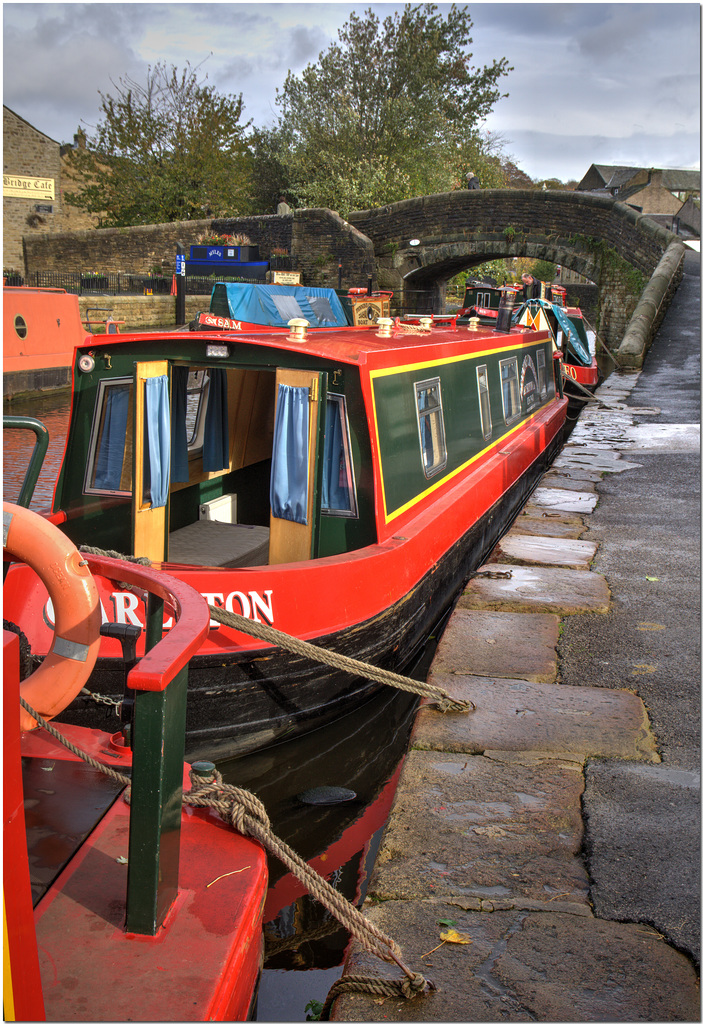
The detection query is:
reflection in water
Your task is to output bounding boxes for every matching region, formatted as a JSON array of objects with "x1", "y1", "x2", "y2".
[
  {"x1": 3, "y1": 392, "x2": 71, "y2": 509},
  {"x1": 218, "y1": 688, "x2": 419, "y2": 1022}
]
